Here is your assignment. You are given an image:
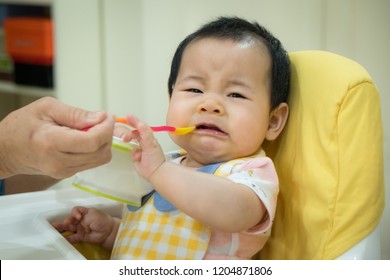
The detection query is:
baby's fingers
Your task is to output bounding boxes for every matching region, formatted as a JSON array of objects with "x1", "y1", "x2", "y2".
[
  {"x1": 114, "y1": 123, "x2": 133, "y2": 142},
  {"x1": 125, "y1": 115, "x2": 157, "y2": 149},
  {"x1": 52, "y1": 221, "x2": 77, "y2": 233},
  {"x1": 51, "y1": 222, "x2": 66, "y2": 232},
  {"x1": 63, "y1": 231, "x2": 85, "y2": 244},
  {"x1": 130, "y1": 147, "x2": 142, "y2": 162}
]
